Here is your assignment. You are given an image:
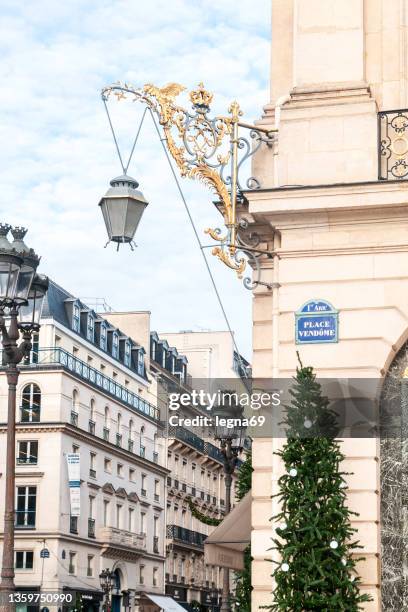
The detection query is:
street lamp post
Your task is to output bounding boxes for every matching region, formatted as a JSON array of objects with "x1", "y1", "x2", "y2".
[
  {"x1": 99, "y1": 569, "x2": 114, "y2": 612},
  {"x1": 213, "y1": 402, "x2": 245, "y2": 612},
  {"x1": 0, "y1": 225, "x2": 48, "y2": 611}
]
